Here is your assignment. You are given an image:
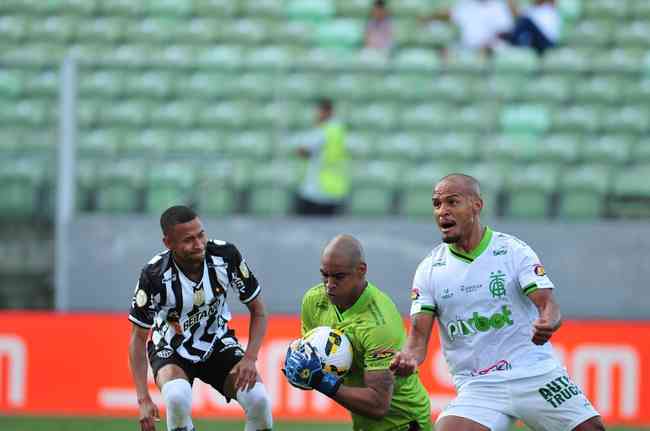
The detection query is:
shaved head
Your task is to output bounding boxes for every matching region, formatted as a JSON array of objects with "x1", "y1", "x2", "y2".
[
  {"x1": 436, "y1": 173, "x2": 481, "y2": 199},
  {"x1": 322, "y1": 234, "x2": 365, "y2": 267}
]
